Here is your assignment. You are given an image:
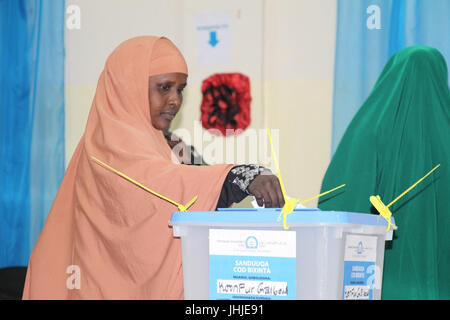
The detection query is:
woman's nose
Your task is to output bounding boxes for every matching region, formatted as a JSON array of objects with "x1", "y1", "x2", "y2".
[{"x1": 168, "y1": 90, "x2": 181, "y2": 108}]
